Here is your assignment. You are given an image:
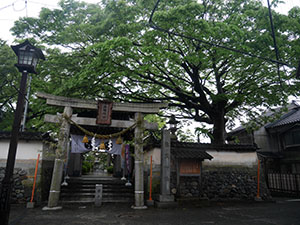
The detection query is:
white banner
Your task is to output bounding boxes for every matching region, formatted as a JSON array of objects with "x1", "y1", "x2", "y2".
[{"x1": 71, "y1": 134, "x2": 122, "y2": 155}]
